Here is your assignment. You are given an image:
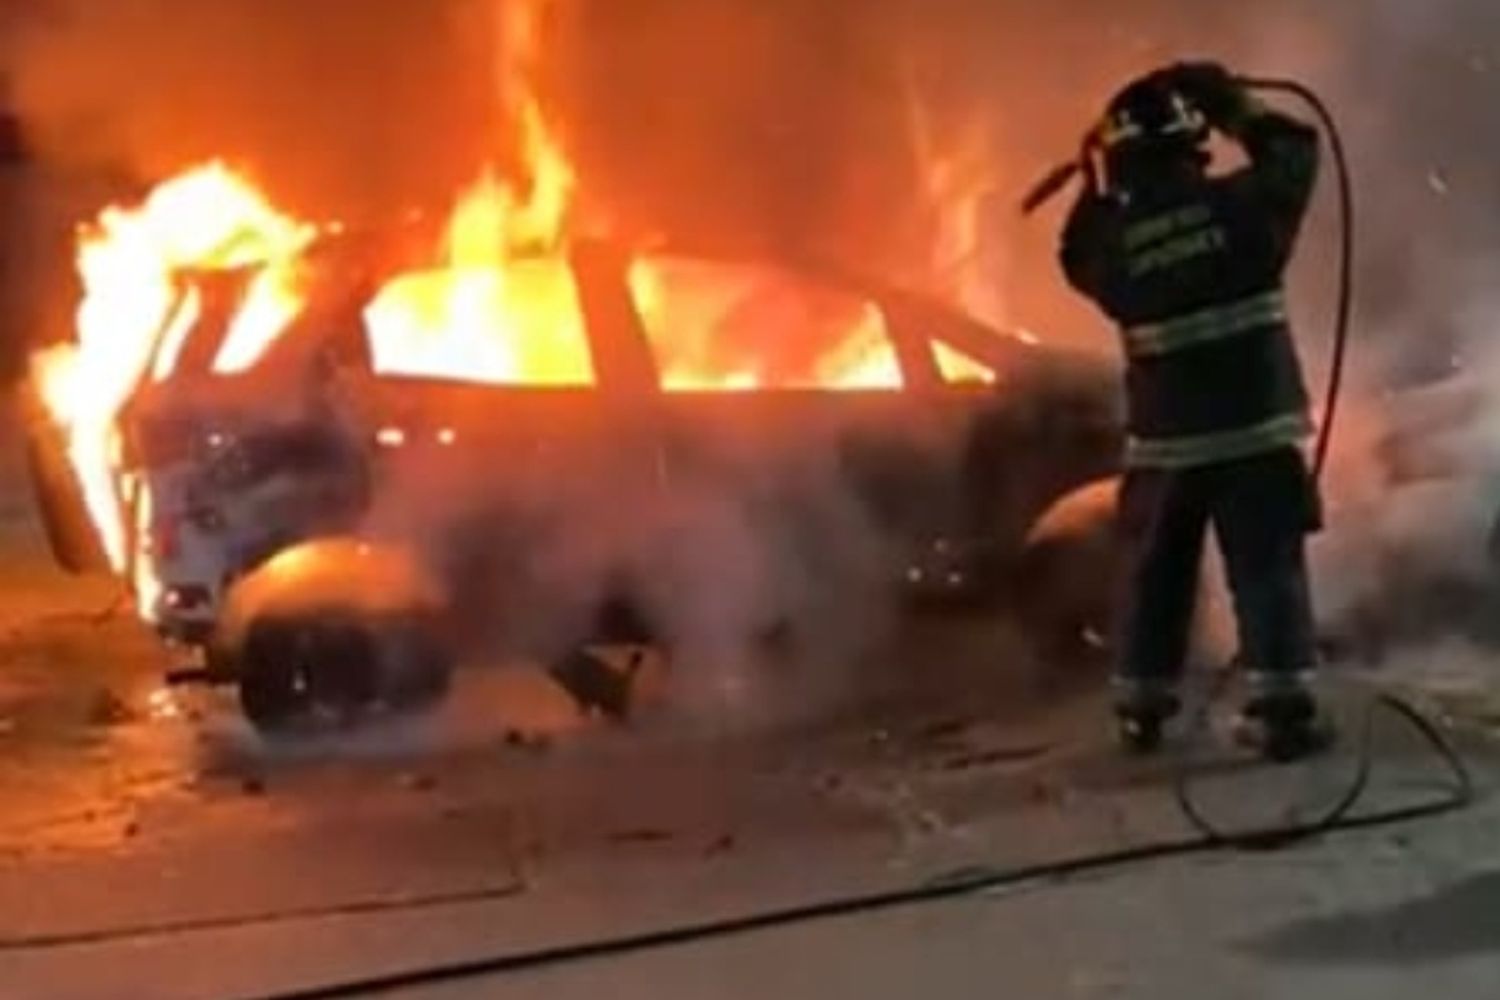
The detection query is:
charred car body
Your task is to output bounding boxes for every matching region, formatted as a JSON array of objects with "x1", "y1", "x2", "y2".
[{"x1": 29, "y1": 231, "x2": 1123, "y2": 733}]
